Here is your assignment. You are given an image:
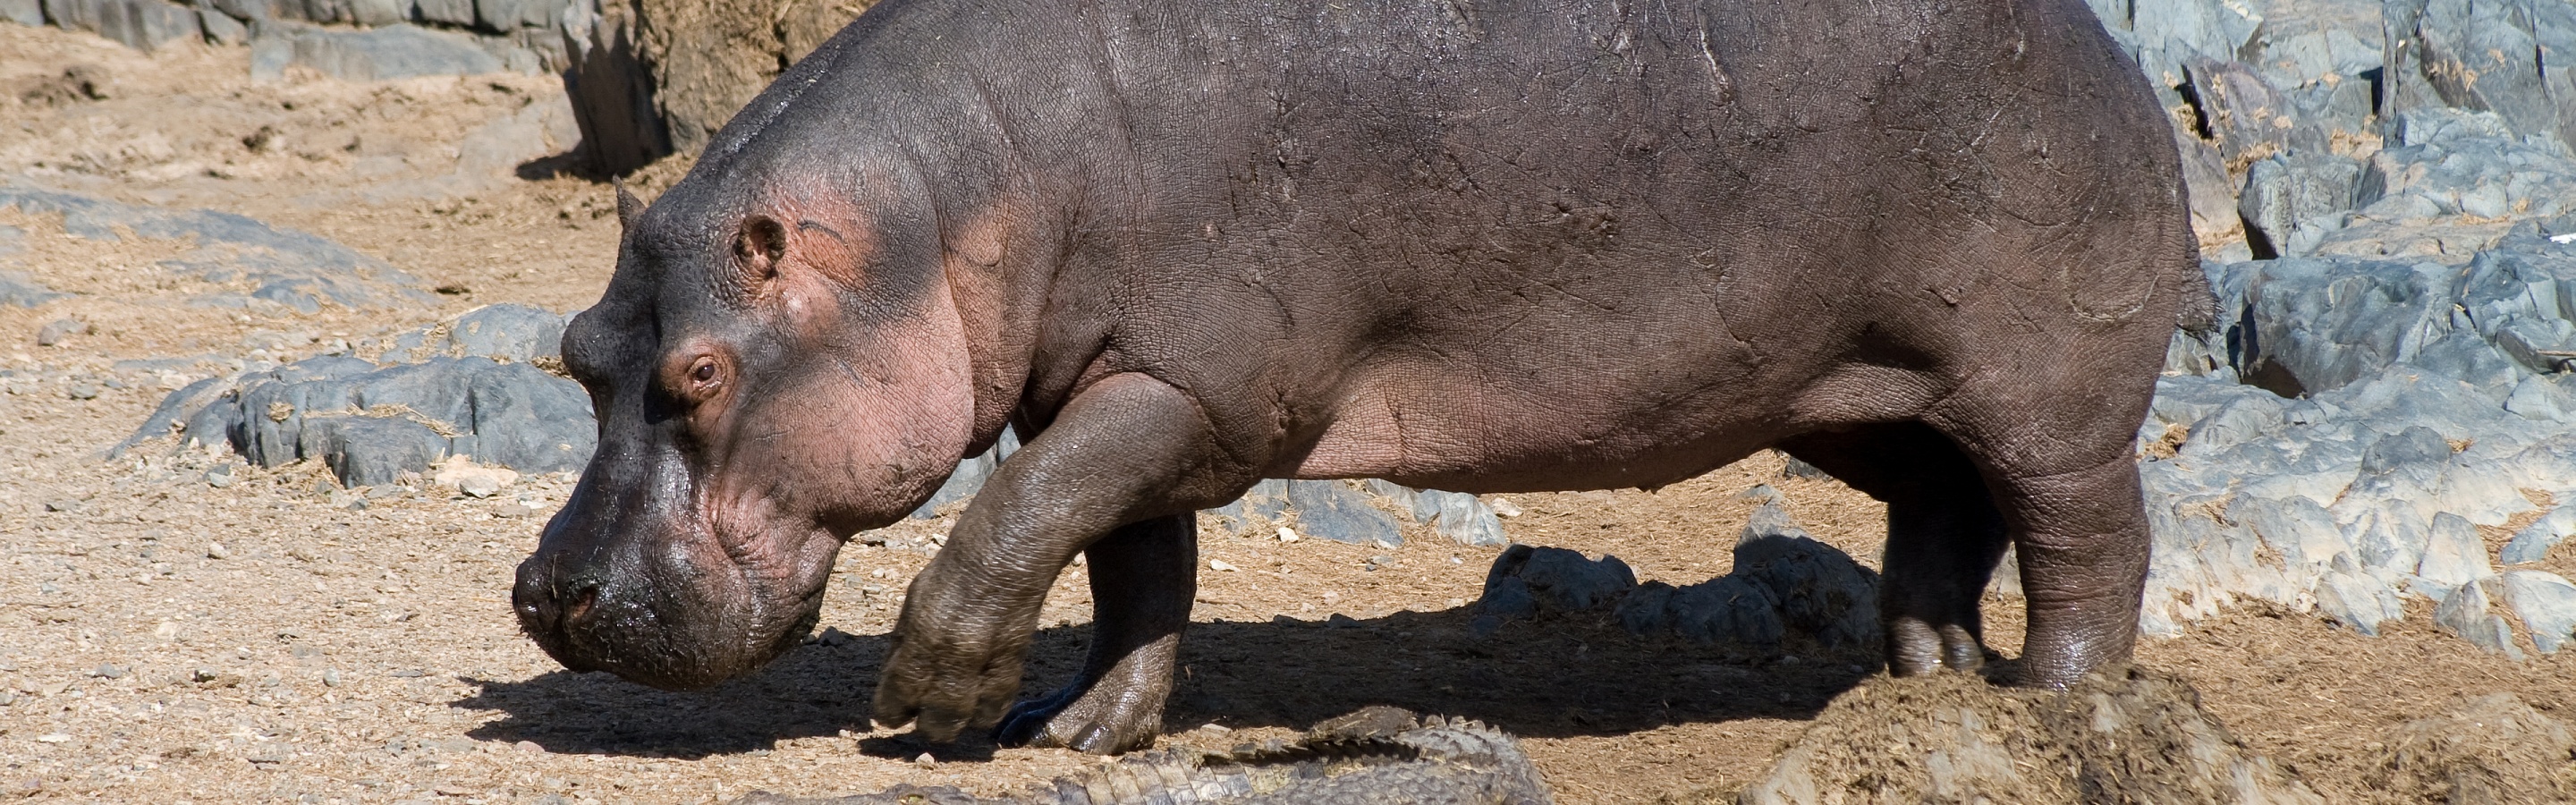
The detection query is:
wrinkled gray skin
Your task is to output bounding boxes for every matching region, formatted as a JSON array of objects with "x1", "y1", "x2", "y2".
[{"x1": 514, "y1": 0, "x2": 2200, "y2": 755}]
